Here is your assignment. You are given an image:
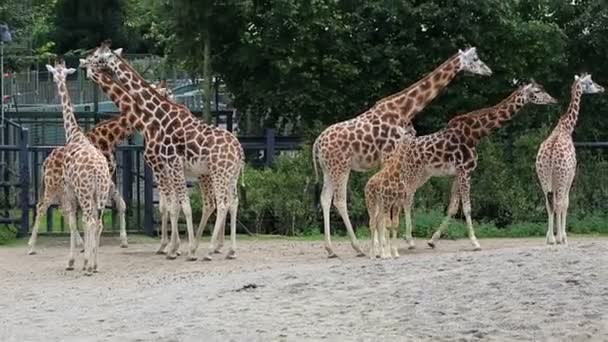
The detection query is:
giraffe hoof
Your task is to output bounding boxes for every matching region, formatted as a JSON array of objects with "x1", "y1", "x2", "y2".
[
  {"x1": 155, "y1": 250, "x2": 167, "y2": 255},
  {"x1": 166, "y1": 254, "x2": 178, "y2": 260},
  {"x1": 213, "y1": 249, "x2": 223, "y2": 254},
  {"x1": 120, "y1": 244, "x2": 128, "y2": 248},
  {"x1": 203, "y1": 255, "x2": 213, "y2": 261},
  {"x1": 427, "y1": 241, "x2": 436, "y2": 249},
  {"x1": 185, "y1": 256, "x2": 198, "y2": 262},
  {"x1": 356, "y1": 252, "x2": 366, "y2": 257},
  {"x1": 407, "y1": 245, "x2": 416, "y2": 250},
  {"x1": 65, "y1": 266, "x2": 74, "y2": 271},
  {"x1": 473, "y1": 246, "x2": 482, "y2": 252},
  {"x1": 226, "y1": 250, "x2": 236, "y2": 259},
  {"x1": 80, "y1": 249, "x2": 85, "y2": 254},
  {"x1": 28, "y1": 250, "x2": 37, "y2": 255},
  {"x1": 327, "y1": 253, "x2": 338, "y2": 259}
]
